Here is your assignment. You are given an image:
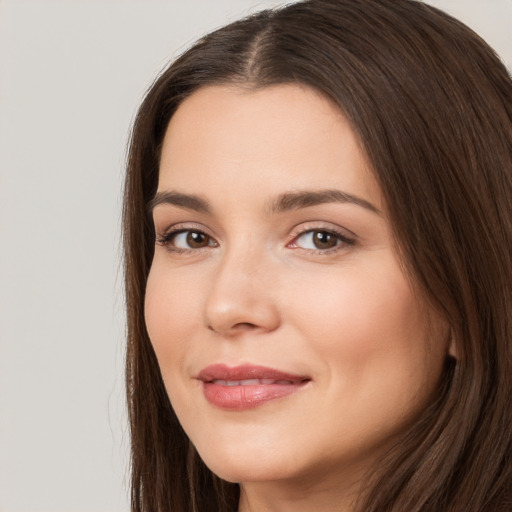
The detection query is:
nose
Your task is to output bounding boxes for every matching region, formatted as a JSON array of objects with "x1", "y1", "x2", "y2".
[{"x1": 204, "y1": 245, "x2": 280, "y2": 337}]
